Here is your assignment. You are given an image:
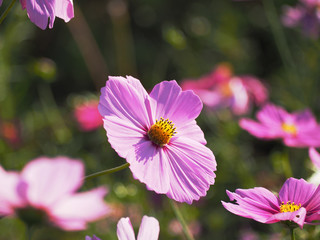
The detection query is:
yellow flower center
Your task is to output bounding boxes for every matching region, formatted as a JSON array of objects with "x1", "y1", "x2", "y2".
[
  {"x1": 280, "y1": 201, "x2": 301, "y2": 213},
  {"x1": 282, "y1": 123, "x2": 297, "y2": 135},
  {"x1": 148, "y1": 117, "x2": 176, "y2": 147},
  {"x1": 219, "y1": 83, "x2": 233, "y2": 97}
]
